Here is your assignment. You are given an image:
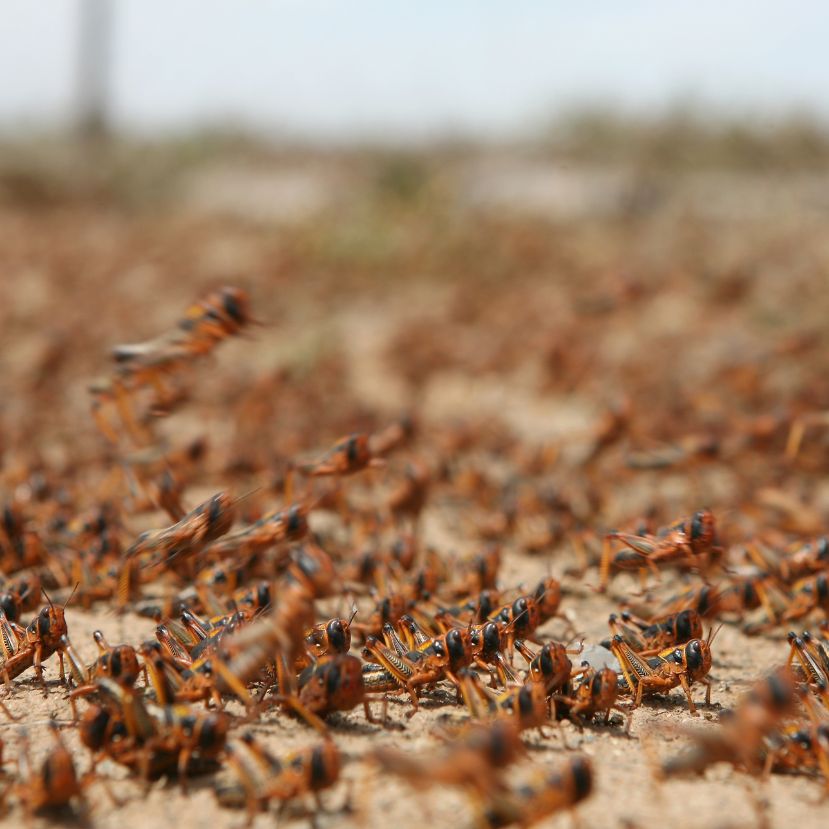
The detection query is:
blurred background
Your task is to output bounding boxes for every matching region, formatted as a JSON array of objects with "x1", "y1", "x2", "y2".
[
  {"x1": 3, "y1": 0, "x2": 829, "y2": 495},
  {"x1": 4, "y1": 1, "x2": 829, "y2": 141},
  {"x1": 5, "y1": 1, "x2": 829, "y2": 213}
]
